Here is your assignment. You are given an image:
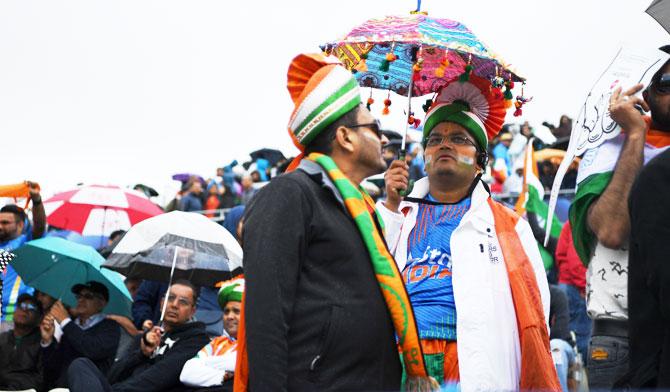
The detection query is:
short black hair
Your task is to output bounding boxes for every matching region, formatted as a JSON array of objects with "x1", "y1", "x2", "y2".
[
  {"x1": 0, "y1": 205, "x2": 26, "y2": 223},
  {"x1": 171, "y1": 279, "x2": 200, "y2": 305},
  {"x1": 304, "y1": 105, "x2": 362, "y2": 156}
]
